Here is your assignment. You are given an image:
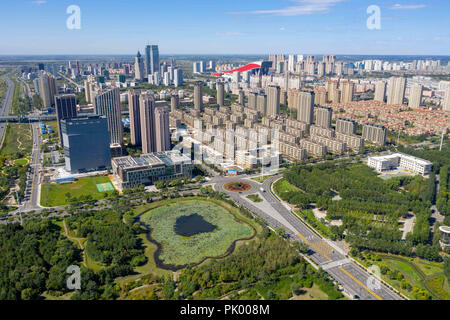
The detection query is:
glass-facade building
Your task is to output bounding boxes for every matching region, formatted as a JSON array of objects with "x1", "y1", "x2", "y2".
[{"x1": 61, "y1": 115, "x2": 111, "y2": 173}]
